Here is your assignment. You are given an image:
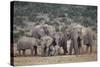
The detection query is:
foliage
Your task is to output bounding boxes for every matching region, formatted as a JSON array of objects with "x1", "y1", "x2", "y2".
[{"x1": 12, "y1": 1, "x2": 97, "y2": 40}]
